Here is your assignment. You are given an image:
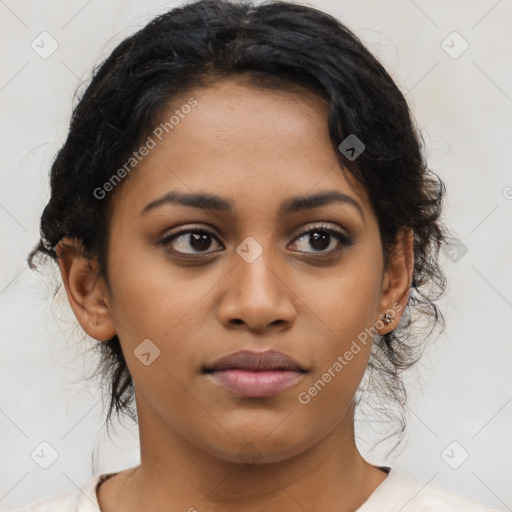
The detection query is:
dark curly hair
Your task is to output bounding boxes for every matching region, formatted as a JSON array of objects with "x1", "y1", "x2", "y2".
[{"x1": 27, "y1": 0, "x2": 449, "y2": 449}]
